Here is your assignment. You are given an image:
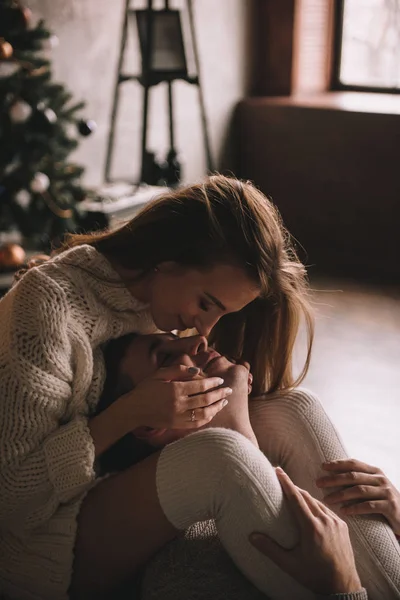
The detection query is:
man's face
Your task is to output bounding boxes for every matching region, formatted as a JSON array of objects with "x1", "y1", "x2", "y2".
[
  {"x1": 117, "y1": 333, "x2": 227, "y2": 447},
  {"x1": 119, "y1": 333, "x2": 223, "y2": 384}
]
